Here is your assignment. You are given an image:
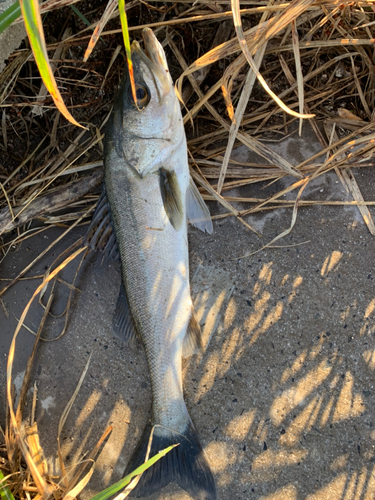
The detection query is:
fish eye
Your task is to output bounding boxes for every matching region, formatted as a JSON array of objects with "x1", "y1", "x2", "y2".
[
  {"x1": 128, "y1": 83, "x2": 150, "y2": 109},
  {"x1": 136, "y1": 86, "x2": 146, "y2": 100}
]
